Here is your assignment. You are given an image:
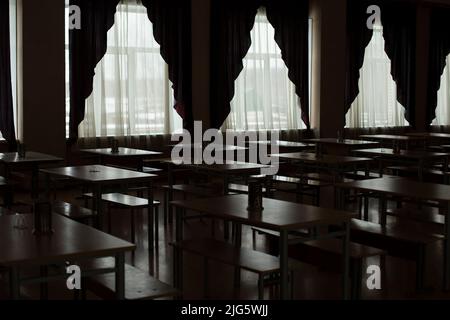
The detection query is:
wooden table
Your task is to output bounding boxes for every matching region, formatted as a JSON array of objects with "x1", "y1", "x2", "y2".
[
  {"x1": 0, "y1": 152, "x2": 63, "y2": 198},
  {"x1": 359, "y1": 134, "x2": 426, "y2": 149},
  {"x1": 171, "y1": 194, "x2": 354, "y2": 299},
  {"x1": 407, "y1": 132, "x2": 450, "y2": 140},
  {"x1": 302, "y1": 138, "x2": 380, "y2": 155},
  {"x1": 82, "y1": 148, "x2": 163, "y2": 171},
  {"x1": 352, "y1": 148, "x2": 449, "y2": 181},
  {"x1": 335, "y1": 177, "x2": 450, "y2": 290},
  {"x1": 40, "y1": 165, "x2": 158, "y2": 252},
  {"x1": 272, "y1": 152, "x2": 374, "y2": 182},
  {"x1": 247, "y1": 140, "x2": 314, "y2": 154},
  {"x1": 0, "y1": 213, "x2": 135, "y2": 299}
]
